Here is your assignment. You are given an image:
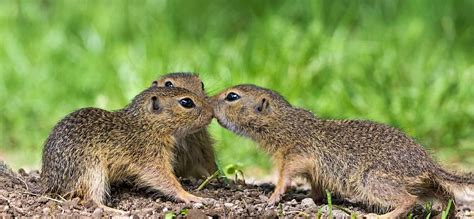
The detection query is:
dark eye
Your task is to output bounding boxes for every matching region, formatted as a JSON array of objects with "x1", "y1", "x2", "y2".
[
  {"x1": 225, "y1": 92, "x2": 240, "y2": 101},
  {"x1": 179, "y1": 98, "x2": 195, "y2": 109},
  {"x1": 201, "y1": 82, "x2": 205, "y2": 90},
  {"x1": 165, "y1": 81, "x2": 173, "y2": 87}
]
